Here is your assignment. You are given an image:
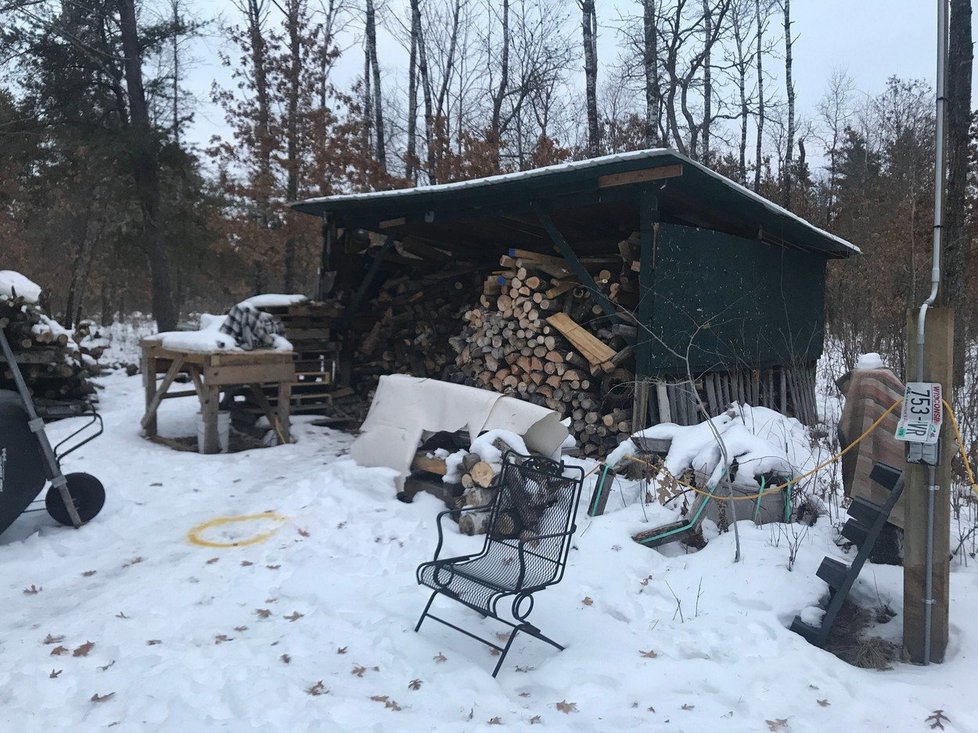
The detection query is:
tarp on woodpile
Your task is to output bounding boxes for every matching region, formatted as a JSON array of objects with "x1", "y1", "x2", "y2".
[{"x1": 351, "y1": 374, "x2": 568, "y2": 486}]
